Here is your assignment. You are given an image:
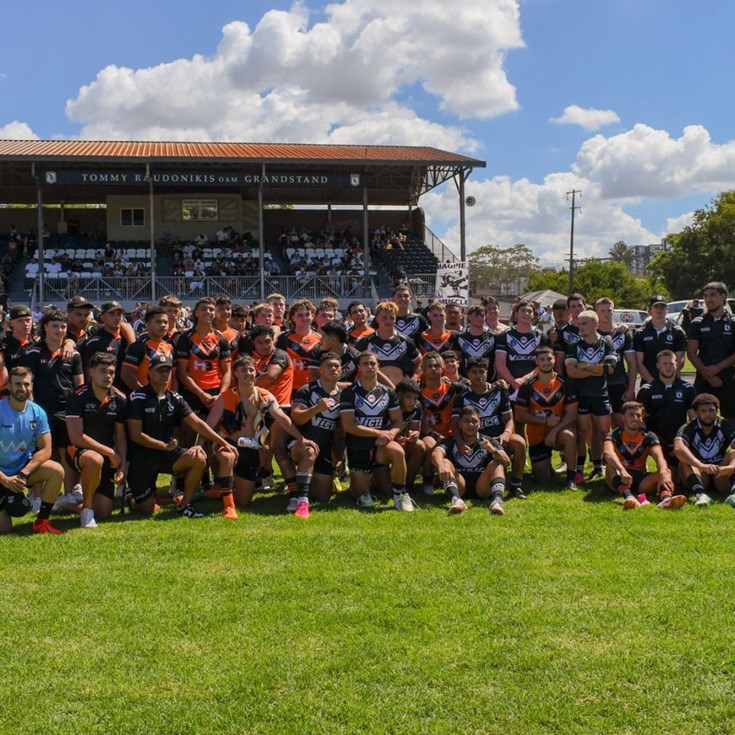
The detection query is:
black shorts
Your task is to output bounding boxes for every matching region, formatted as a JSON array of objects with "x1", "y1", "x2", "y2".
[
  {"x1": 50, "y1": 414, "x2": 70, "y2": 449},
  {"x1": 661, "y1": 443, "x2": 679, "y2": 468},
  {"x1": 226, "y1": 439, "x2": 260, "y2": 482},
  {"x1": 67, "y1": 447, "x2": 116, "y2": 500},
  {"x1": 529, "y1": 441, "x2": 553, "y2": 463},
  {"x1": 614, "y1": 469, "x2": 647, "y2": 493},
  {"x1": 179, "y1": 388, "x2": 219, "y2": 419},
  {"x1": 347, "y1": 443, "x2": 377, "y2": 473},
  {"x1": 694, "y1": 375, "x2": 735, "y2": 418},
  {"x1": 127, "y1": 447, "x2": 187, "y2": 502},
  {"x1": 608, "y1": 384, "x2": 627, "y2": 414},
  {"x1": 577, "y1": 395, "x2": 612, "y2": 416}
]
